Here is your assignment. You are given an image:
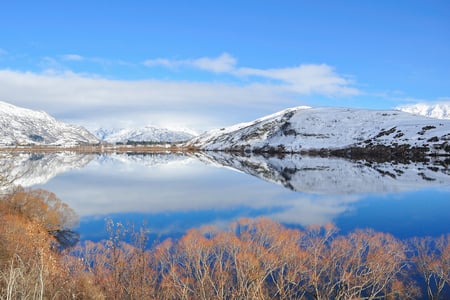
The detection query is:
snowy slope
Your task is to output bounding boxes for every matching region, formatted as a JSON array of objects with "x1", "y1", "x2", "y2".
[
  {"x1": 95, "y1": 126, "x2": 195, "y2": 144},
  {"x1": 0, "y1": 101, "x2": 99, "y2": 146},
  {"x1": 397, "y1": 103, "x2": 450, "y2": 120},
  {"x1": 187, "y1": 107, "x2": 450, "y2": 155},
  {"x1": 195, "y1": 151, "x2": 450, "y2": 194}
]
